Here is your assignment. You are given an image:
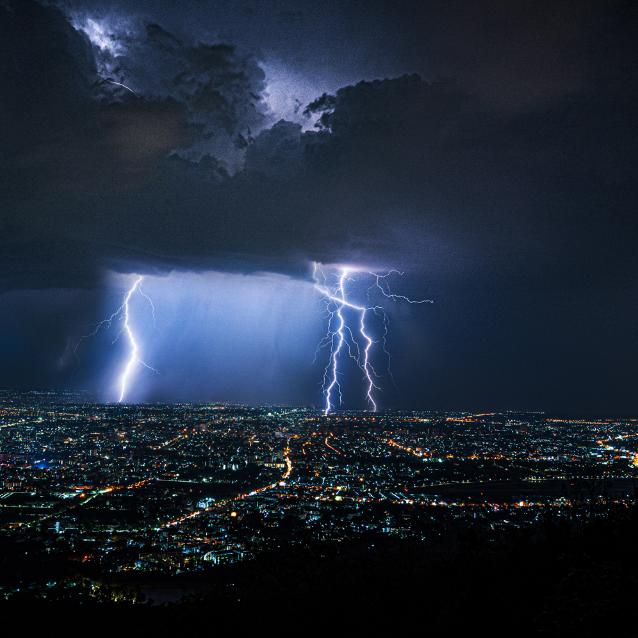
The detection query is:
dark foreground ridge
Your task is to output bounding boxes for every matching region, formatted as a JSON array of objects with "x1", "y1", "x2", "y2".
[{"x1": 2, "y1": 508, "x2": 638, "y2": 634}]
